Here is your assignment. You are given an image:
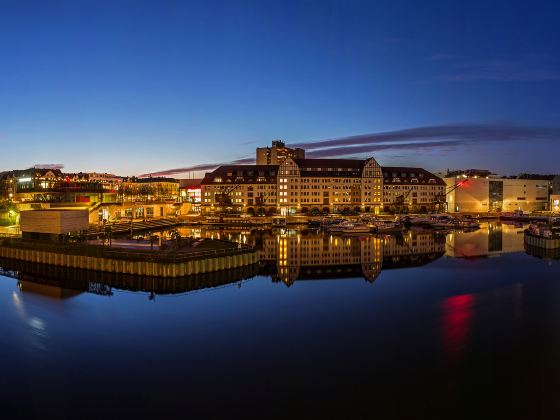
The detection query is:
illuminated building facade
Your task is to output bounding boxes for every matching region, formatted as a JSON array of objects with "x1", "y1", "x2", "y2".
[
  {"x1": 200, "y1": 157, "x2": 383, "y2": 215},
  {"x1": 444, "y1": 172, "x2": 550, "y2": 212},
  {"x1": 179, "y1": 179, "x2": 203, "y2": 213},
  {"x1": 256, "y1": 140, "x2": 305, "y2": 165},
  {"x1": 121, "y1": 177, "x2": 180, "y2": 202},
  {"x1": 0, "y1": 168, "x2": 115, "y2": 204},
  {"x1": 201, "y1": 165, "x2": 279, "y2": 215},
  {"x1": 382, "y1": 167, "x2": 446, "y2": 213}
]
